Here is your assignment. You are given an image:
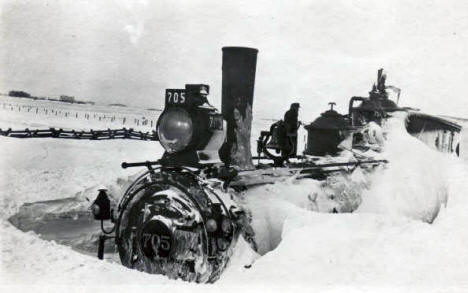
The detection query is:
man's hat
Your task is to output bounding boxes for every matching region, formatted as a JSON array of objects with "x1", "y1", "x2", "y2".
[{"x1": 291, "y1": 102, "x2": 300, "y2": 108}]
